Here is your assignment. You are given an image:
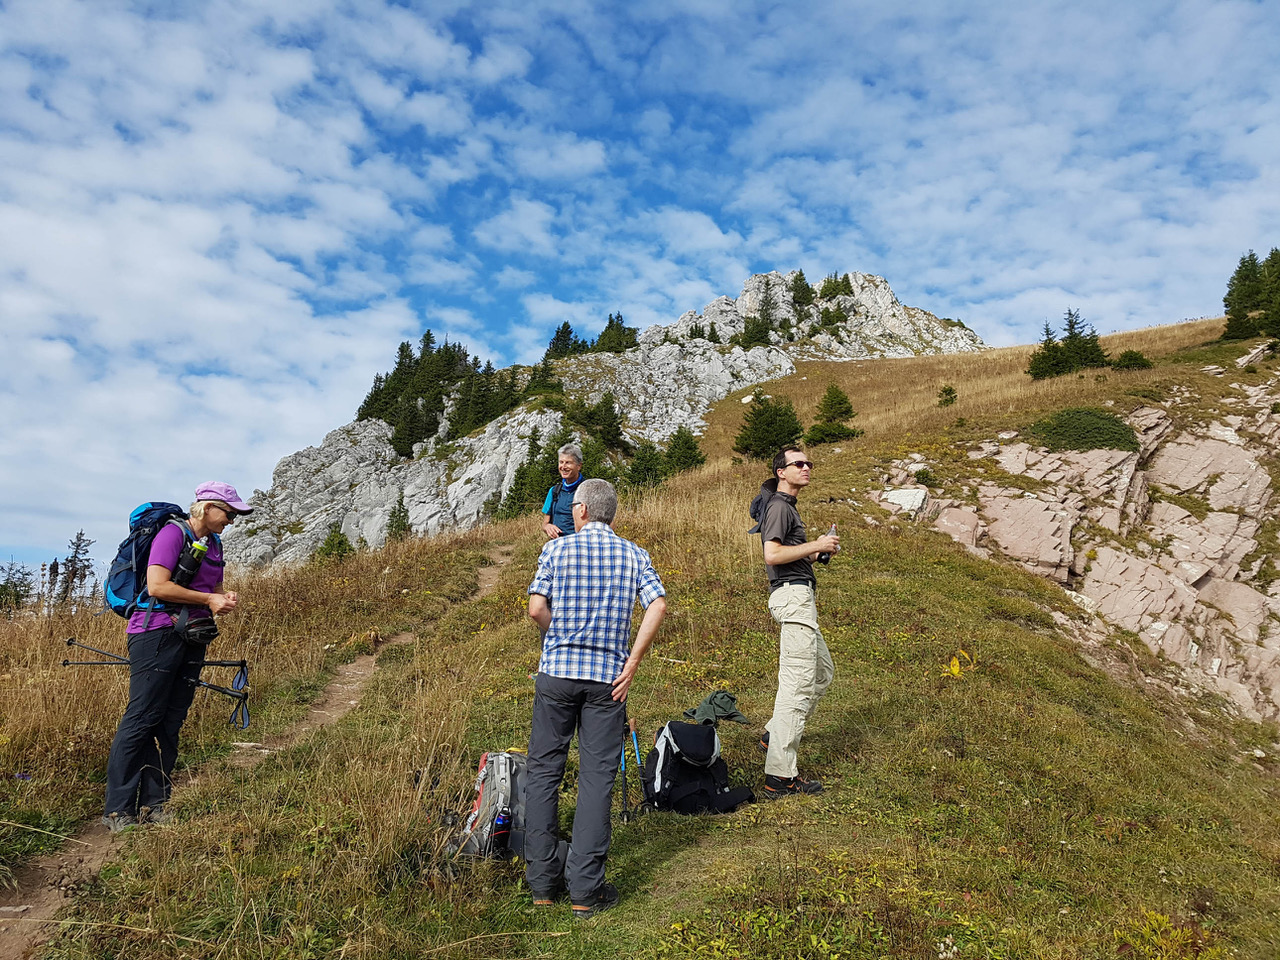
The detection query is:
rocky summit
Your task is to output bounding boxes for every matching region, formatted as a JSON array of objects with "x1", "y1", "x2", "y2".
[{"x1": 224, "y1": 270, "x2": 984, "y2": 566}]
